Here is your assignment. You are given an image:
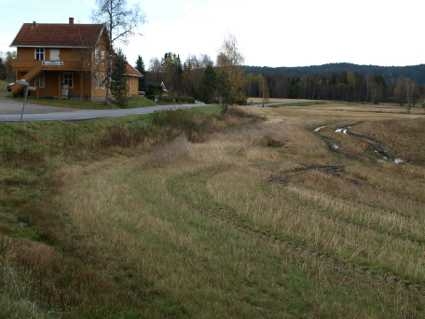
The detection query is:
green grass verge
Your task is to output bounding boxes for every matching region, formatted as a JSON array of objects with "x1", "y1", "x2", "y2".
[{"x1": 0, "y1": 80, "x2": 7, "y2": 97}]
